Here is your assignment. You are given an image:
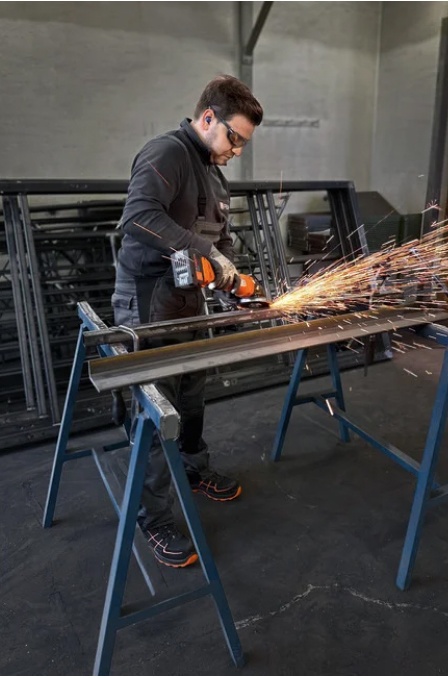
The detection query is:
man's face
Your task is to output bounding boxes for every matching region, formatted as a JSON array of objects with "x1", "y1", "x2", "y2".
[{"x1": 204, "y1": 112, "x2": 256, "y2": 166}]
